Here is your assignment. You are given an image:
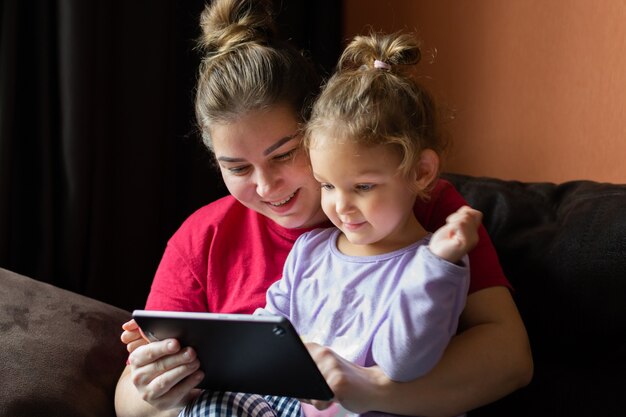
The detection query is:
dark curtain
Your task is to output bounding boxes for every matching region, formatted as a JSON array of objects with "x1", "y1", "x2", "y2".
[{"x1": 0, "y1": 0, "x2": 341, "y2": 311}]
